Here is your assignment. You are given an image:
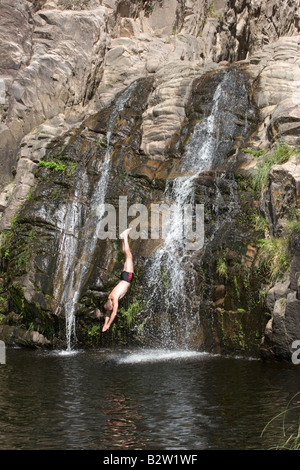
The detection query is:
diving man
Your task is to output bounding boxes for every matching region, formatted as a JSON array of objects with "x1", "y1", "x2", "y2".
[{"x1": 102, "y1": 228, "x2": 134, "y2": 332}]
